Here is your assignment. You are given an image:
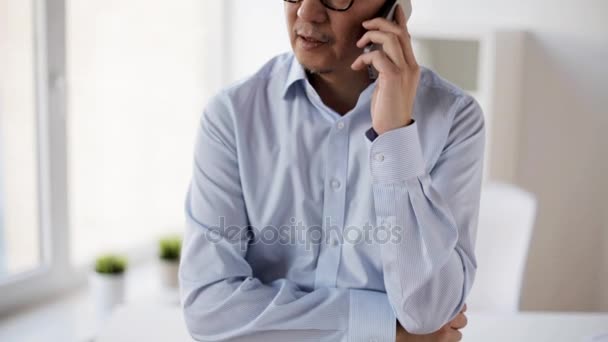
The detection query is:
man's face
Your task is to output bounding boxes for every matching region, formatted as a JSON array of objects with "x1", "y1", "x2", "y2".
[{"x1": 285, "y1": 0, "x2": 385, "y2": 75}]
